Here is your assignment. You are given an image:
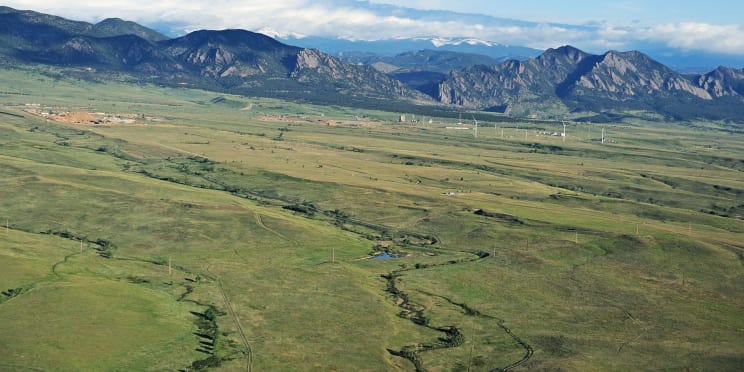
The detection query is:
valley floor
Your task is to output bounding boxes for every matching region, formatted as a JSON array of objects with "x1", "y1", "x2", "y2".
[{"x1": 1, "y1": 69, "x2": 743, "y2": 370}]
